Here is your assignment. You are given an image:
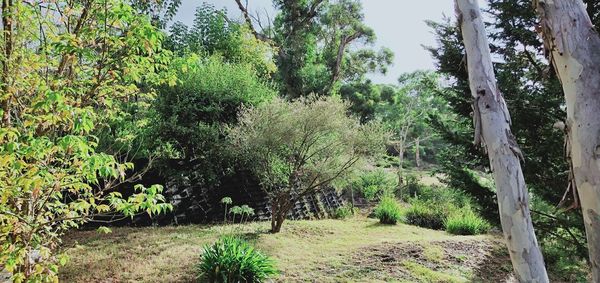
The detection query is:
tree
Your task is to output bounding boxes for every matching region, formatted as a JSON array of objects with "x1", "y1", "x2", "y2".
[
  {"x1": 151, "y1": 54, "x2": 276, "y2": 189},
  {"x1": 376, "y1": 71, "x2": 446, "y2": 186},
  {"x1": 229, "y1": 96, "x2": 387, "y2": 232},
  {"x1": 426, "y1": 0, "x2": 590, "y2": 276},
  {"x1": 234, "y1": 0, "x2": 392, "y2": 97},
  {"x1": 455, "y1": 0, "x2": 549, "y2": 281},
  {"x1": 0, "y1": 1, "x2": 173, "y2": 281},
  {"x1": 165, "y1": 4, "x2": 276, "y2": 78},
  {"x1": 535, "y1": 0, "x2": 600, "y2": 279}
]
